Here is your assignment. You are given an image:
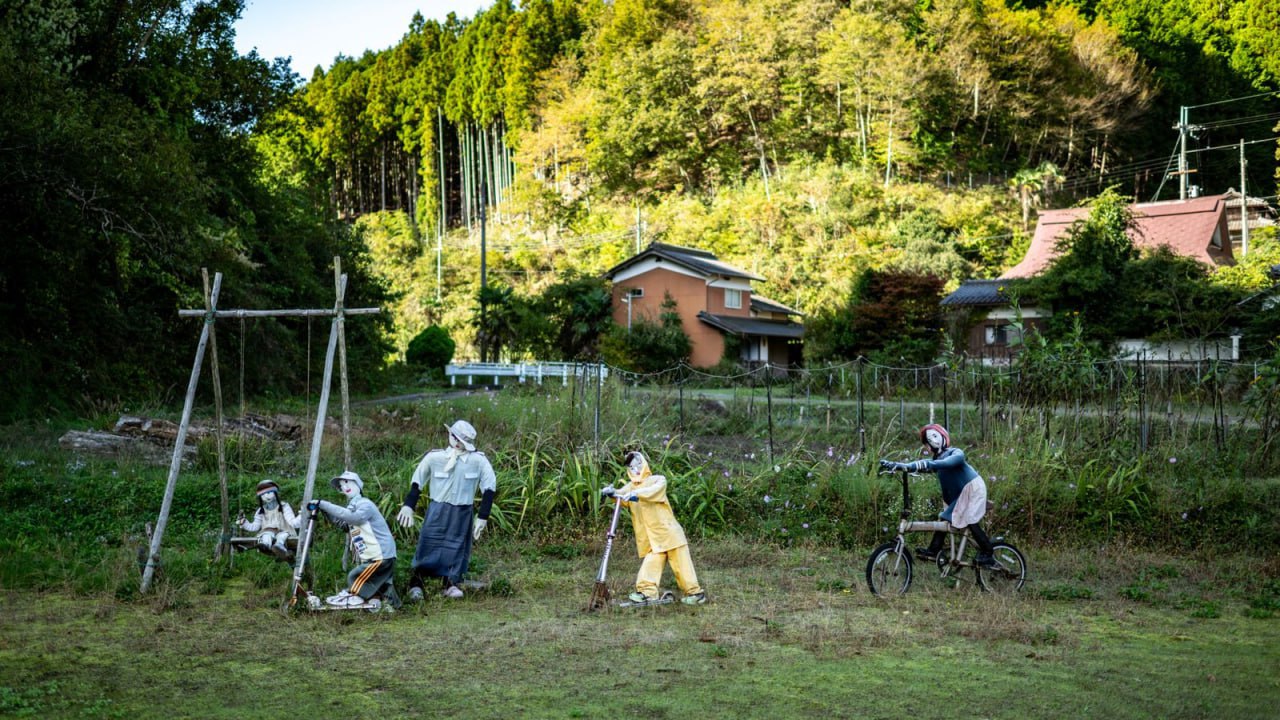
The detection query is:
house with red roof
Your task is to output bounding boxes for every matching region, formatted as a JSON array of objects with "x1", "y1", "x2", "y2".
[
  {"x1": 943, "y1": 195, "x2": 1236, "y2": 362},
  {"x1": 604, "y1": 242, "x2": 804, "y2": 368}
]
